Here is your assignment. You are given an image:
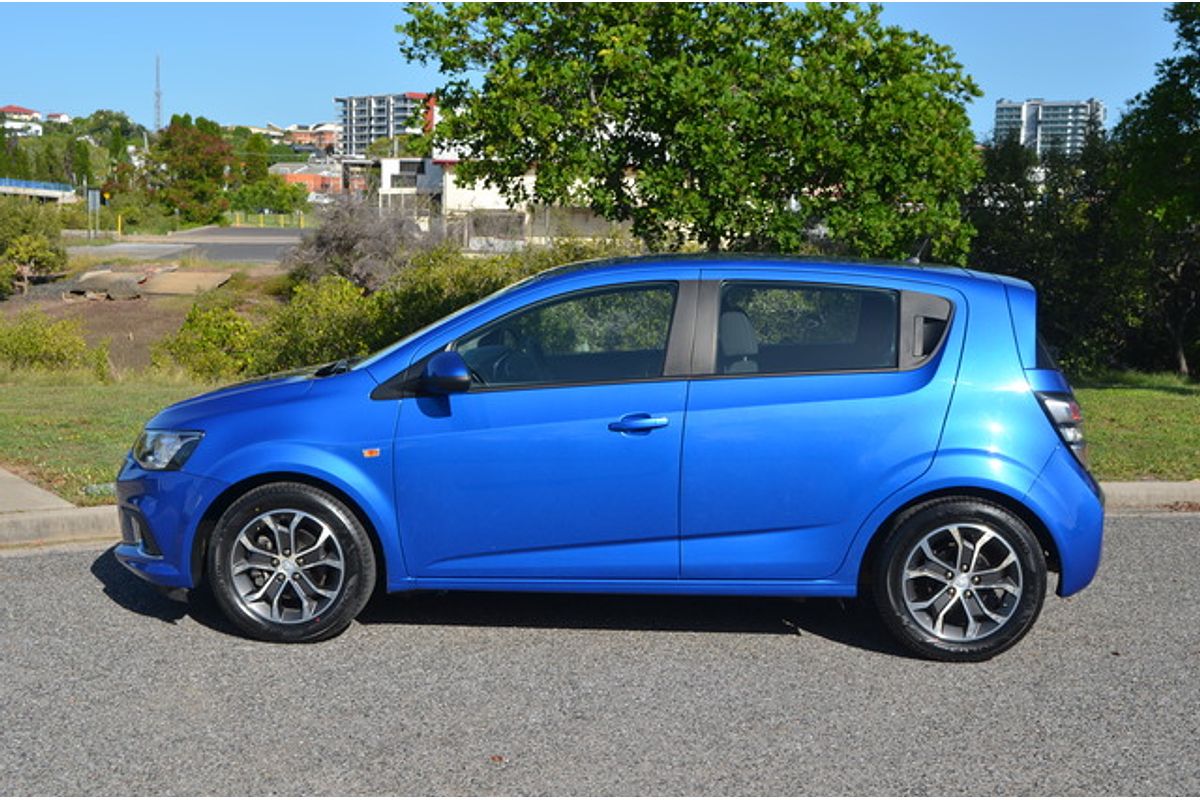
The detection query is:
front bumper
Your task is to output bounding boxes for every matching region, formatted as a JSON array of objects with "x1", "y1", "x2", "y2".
[{"x1": 114, "y1": 456, "x2": 228, "y2": 589}]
